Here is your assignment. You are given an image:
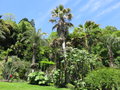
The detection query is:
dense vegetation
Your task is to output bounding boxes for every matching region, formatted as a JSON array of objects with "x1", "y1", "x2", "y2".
[{"x1": 0, "y1": 5, "x2": 120, "y2": 90}]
